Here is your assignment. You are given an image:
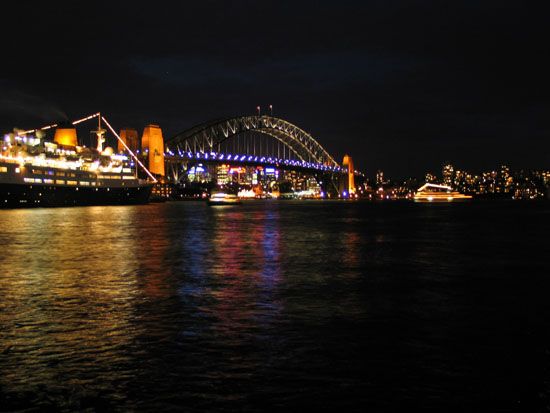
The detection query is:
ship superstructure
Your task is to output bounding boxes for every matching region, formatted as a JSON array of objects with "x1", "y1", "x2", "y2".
[{"x1": 0, "y1": 113, "x2": 156, "y2": 208}]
